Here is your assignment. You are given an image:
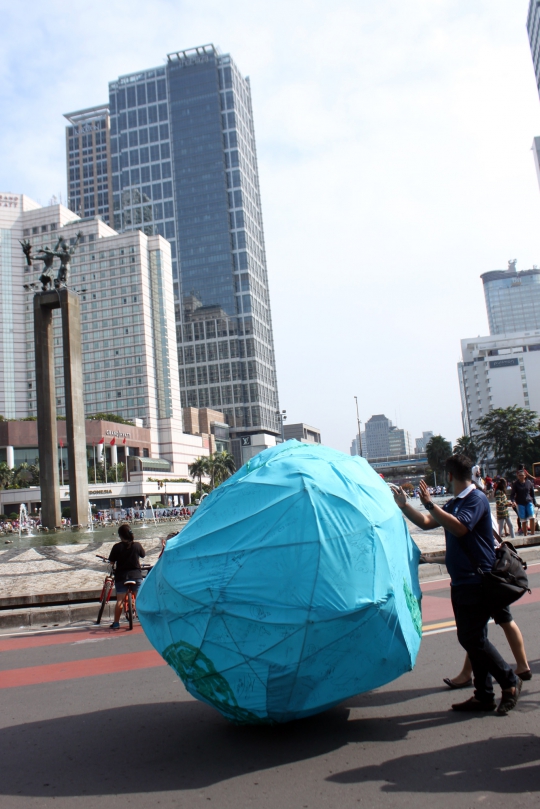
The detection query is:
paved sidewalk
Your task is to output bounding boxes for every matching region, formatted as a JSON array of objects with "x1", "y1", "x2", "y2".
[{"x1": 0, "y1": 537, "x2": 164, "y2": 605}]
